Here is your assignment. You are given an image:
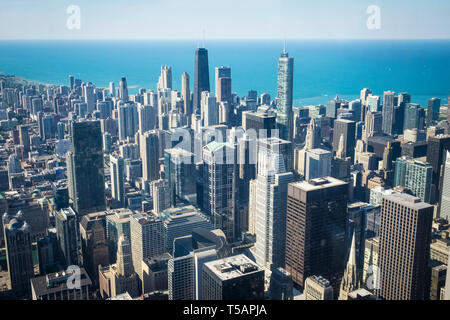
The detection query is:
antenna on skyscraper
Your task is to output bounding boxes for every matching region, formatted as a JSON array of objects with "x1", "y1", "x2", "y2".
[{"x1": 202, "y1": 29, "x2": 206, "y2": 48}]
